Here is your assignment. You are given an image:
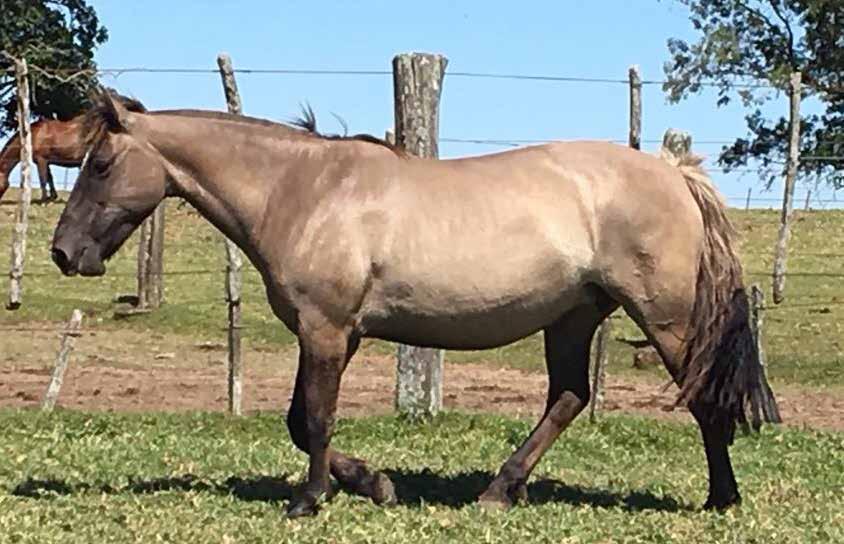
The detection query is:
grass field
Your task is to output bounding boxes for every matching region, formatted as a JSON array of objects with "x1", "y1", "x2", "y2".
[
  {"x1": 1, "y1": 409, "x2": 842, "y2": 543},
  {"x1": 2, "y1": 193, "x2": 843, "y2": 542},
  {"x1": 1, "y1": 192, "x2": 842, "y2": 387}
]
